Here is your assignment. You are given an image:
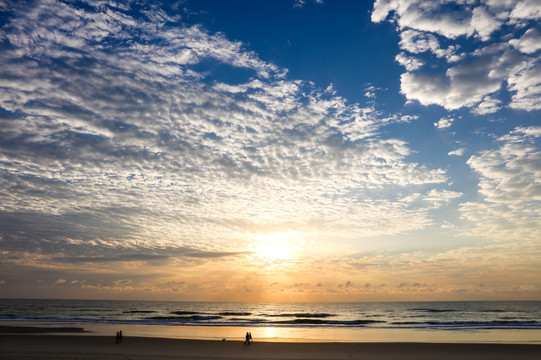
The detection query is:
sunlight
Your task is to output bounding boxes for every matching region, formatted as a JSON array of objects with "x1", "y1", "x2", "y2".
[{"x1": 249, "y1": 231, "x2": 302, "y2": 265}]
